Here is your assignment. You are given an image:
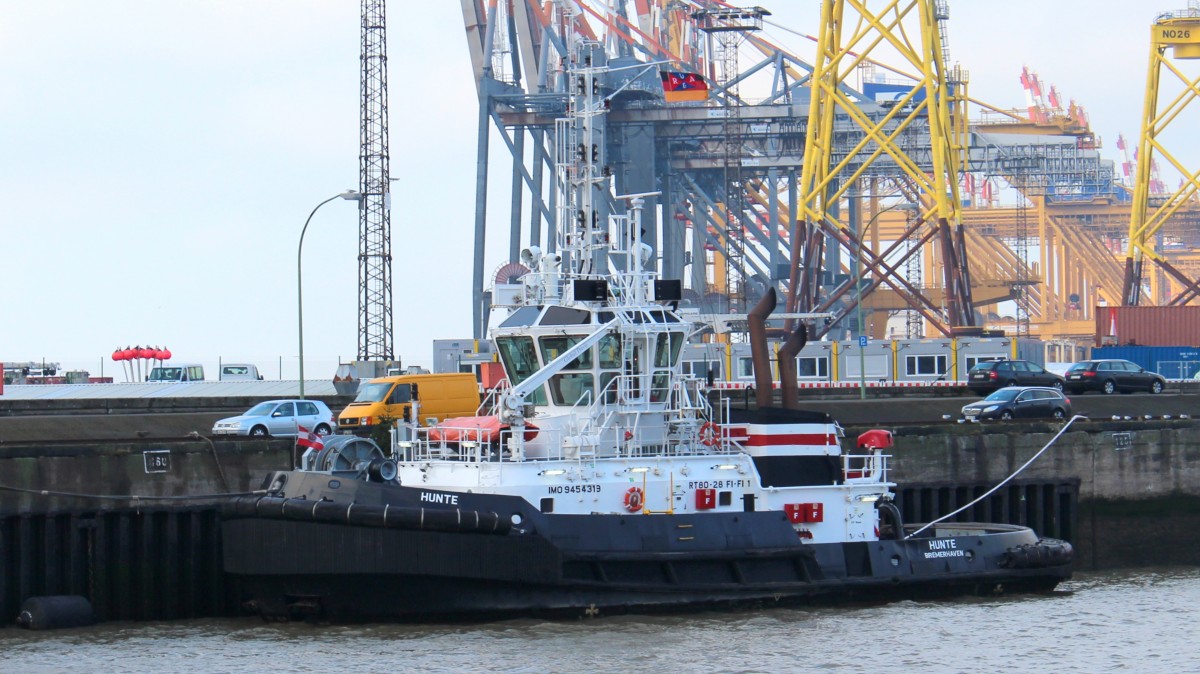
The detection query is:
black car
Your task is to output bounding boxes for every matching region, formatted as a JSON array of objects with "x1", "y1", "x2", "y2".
[
  {"x1": 967, "y1": 359, "x2": 1065, "y2": 394},
  {"x1": 1065, "y1": 359, "x2": 1166, "y2": 394},
  {"x1": 961, "y1": 386, "x2": 1072, "y2": 421}
]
